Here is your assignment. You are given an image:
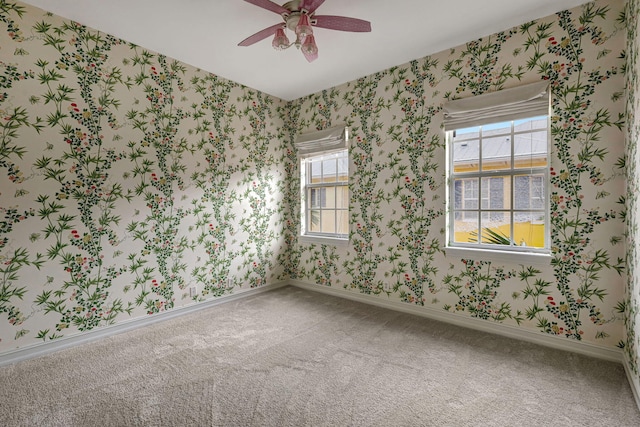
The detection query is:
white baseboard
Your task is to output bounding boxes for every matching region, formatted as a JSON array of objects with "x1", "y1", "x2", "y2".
[
  {"x1": 623, "y1": 354, "x2": 640, "y2": 412},
  {"x1": 288, "y1": 280, "x2": 624, "y2": 363},
  {"x1": 3, "y1": 278, "x2": 629, "y2": 378},
  {"x1": 0, "y1": 281, "x2": 288, "y2": 367}
]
